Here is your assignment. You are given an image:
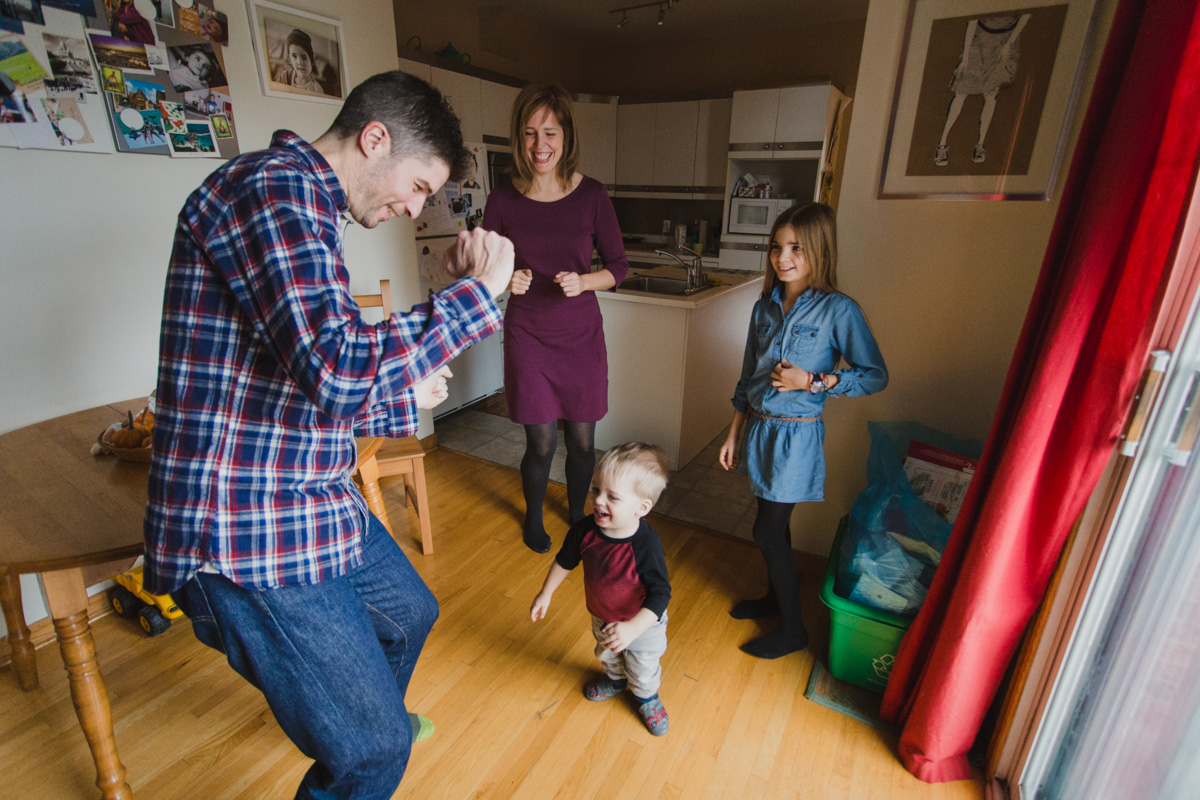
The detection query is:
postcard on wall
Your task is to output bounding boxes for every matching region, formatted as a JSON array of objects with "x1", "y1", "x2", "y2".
[
  {"x1": 166, "y1": 116, "x2": 217, "y2": 157},
  {"x1": 87, "y1": 29, "x2": 152, "y2": 74},
  {"x1": 0, "y1": 35, "x2": 49, "y2": 86},
  {"x1": 113, "y1": 101, "x2": 167, "y2": 151},
  {"x1": 42, "y1": 31, "x2": 96, "y2": 92},
  {"x1": 165, "y1": 41, "x2": 225, "y2": 91},
  {"x1": 42, "y1": 95, "x2": 93, "y2": 144}
]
